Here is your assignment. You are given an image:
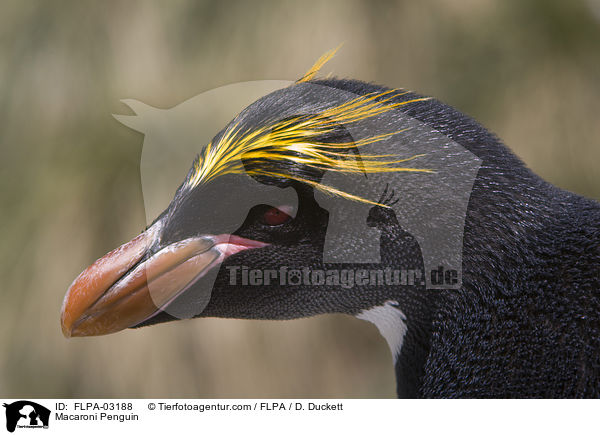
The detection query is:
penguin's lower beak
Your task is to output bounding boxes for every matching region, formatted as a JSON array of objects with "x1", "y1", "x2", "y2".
[{"x1": 60, "y1": 225, "x2": 267, "y2": 338}]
